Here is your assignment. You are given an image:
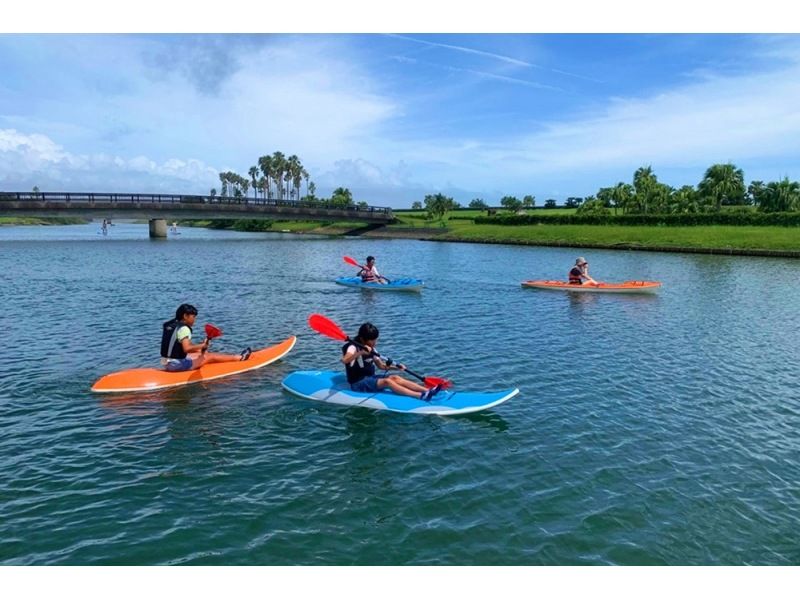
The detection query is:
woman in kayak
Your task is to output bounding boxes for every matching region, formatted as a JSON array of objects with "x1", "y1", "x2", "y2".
[
  {"x1": 358, "y1": 256, "x2": 387, "y2": 284},
  {"x1": 161, "y1": 304, "x2": 251, "y2": 372},
  {"x1": 342, "y1": 323, "x2": 442, "y2": 401},
  {"x1": 568, "y1": 257, "x2": 597, "y2": 285}
]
